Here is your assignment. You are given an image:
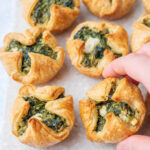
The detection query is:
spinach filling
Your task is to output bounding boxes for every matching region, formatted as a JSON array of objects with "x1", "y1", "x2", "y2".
[
  {"x1": 31, "y1": 0, "x2": 74, "y2": 25},
  {"x1": 143, "y1": 19, "x2": 150, "y2": 27},
  {"x1": 93, "y1": 82, "x2": 137, "y2": 132},
  {"x1": 18, "y1": 95, "x2": 67, "y2": 136},
  {"x1": 96, "y1": 100, "x2": 136, "y2": 132},
  {"x1": 6, "y1": 34, "x2": 57, "y2": 74},
  {"x1": 73, "y1": 26, "x2": 122, "y2": 67}
]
